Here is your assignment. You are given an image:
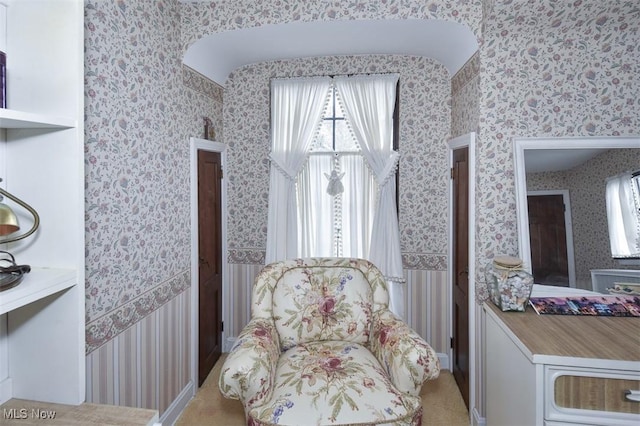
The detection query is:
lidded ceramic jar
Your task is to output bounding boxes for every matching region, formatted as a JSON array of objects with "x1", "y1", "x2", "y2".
[{"x1": 486, "y1": 256, "x2": 534, "y2": 312}]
